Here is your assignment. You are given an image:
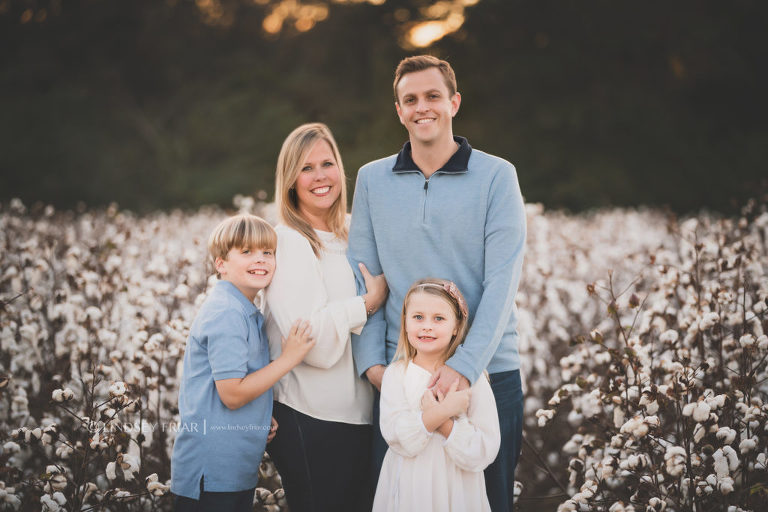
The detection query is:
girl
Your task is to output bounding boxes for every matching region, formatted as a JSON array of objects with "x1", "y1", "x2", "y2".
[{"x1": 372, "y1": 278, "x2": 501, "y2": 512}]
